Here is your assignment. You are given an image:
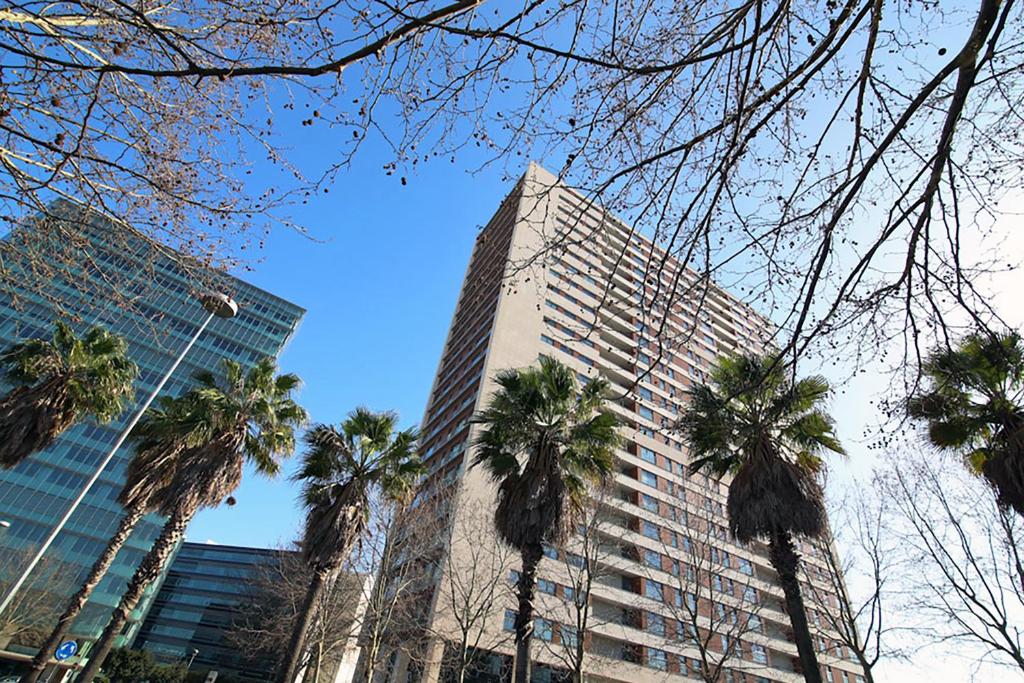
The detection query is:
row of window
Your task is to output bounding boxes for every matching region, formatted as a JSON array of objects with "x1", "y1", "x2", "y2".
[{"x1": 502, "y1": 611, "x2": 579, "y2": 648}]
